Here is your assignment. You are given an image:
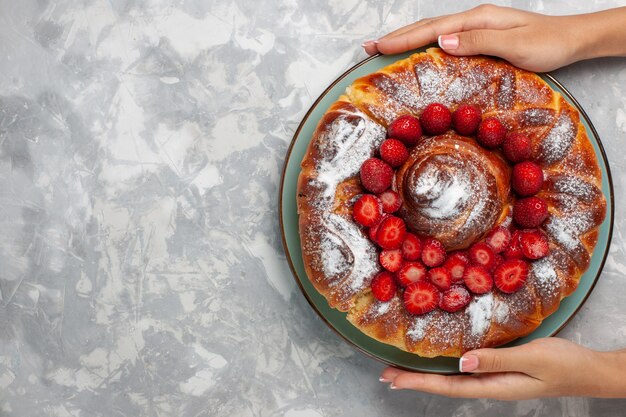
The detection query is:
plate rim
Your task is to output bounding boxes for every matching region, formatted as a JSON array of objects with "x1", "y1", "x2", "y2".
[{"x1": 278, "y1": 52, "x2": 615, "y2": 373}]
